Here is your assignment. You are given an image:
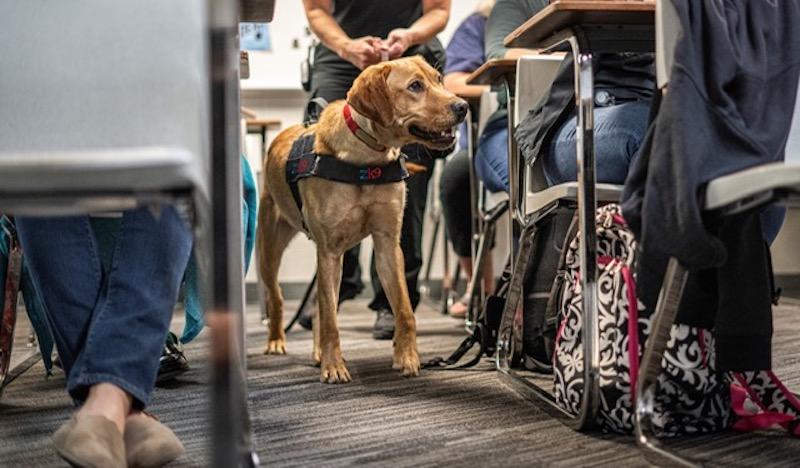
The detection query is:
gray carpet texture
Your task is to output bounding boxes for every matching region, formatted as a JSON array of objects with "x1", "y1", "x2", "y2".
[{"x1": 1, "y1": 298, "x2": 799, "y2": 467}]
